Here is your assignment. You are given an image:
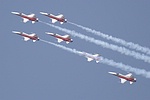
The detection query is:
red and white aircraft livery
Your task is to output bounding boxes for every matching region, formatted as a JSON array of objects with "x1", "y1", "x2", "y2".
[
  {"x1": 46, "y1": 32, "x2": 73, "y2": 44},
  {"x1": 79, "y1": 52, "x2": 101, "y2": 63},
  {"x1": 108, "y1": 72, "x2": 136, "y2": 84},
  {"x1": 40, "y1": 12, "x2": 67, "y2": 24},
  {"x1": 11, "y1": 12, "x2": 38, "y2": 24},
  {"x1": 12, "y1": 31, "x2": 39, "y2": 42}
]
